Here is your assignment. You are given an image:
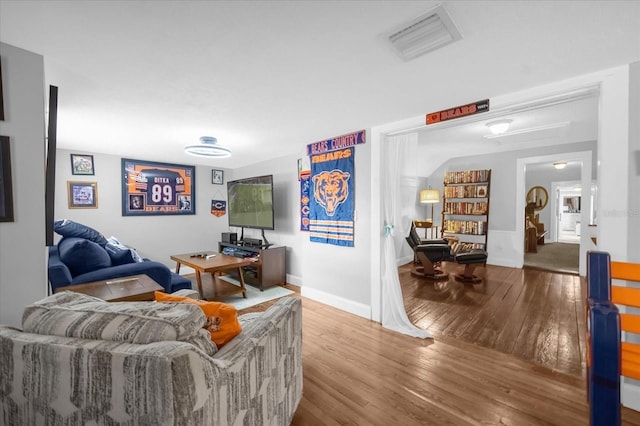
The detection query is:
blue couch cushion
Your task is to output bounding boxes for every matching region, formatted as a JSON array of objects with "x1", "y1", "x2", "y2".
[
  {"x1": 54, "y1": 219, "x2": 107, "y2": 246},
  {"x1": 104, "y1": 243, "x2": 135, "y2": 266},
  {"x1": 58, "y1": 237, "x2": 112, "y2": 277}
]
